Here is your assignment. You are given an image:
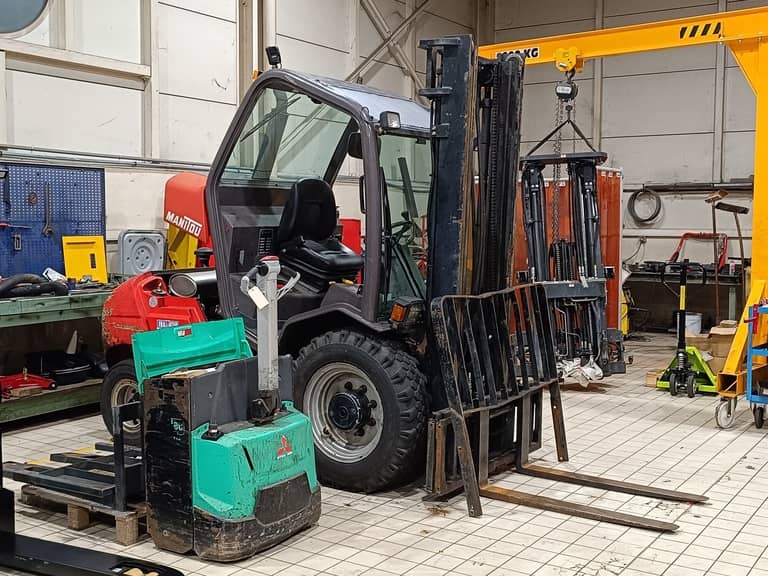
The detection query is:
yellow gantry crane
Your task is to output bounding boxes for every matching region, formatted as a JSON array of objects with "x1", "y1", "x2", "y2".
[{"x1": 478, "y1": 6, "x2": 768, "y2": 404}]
